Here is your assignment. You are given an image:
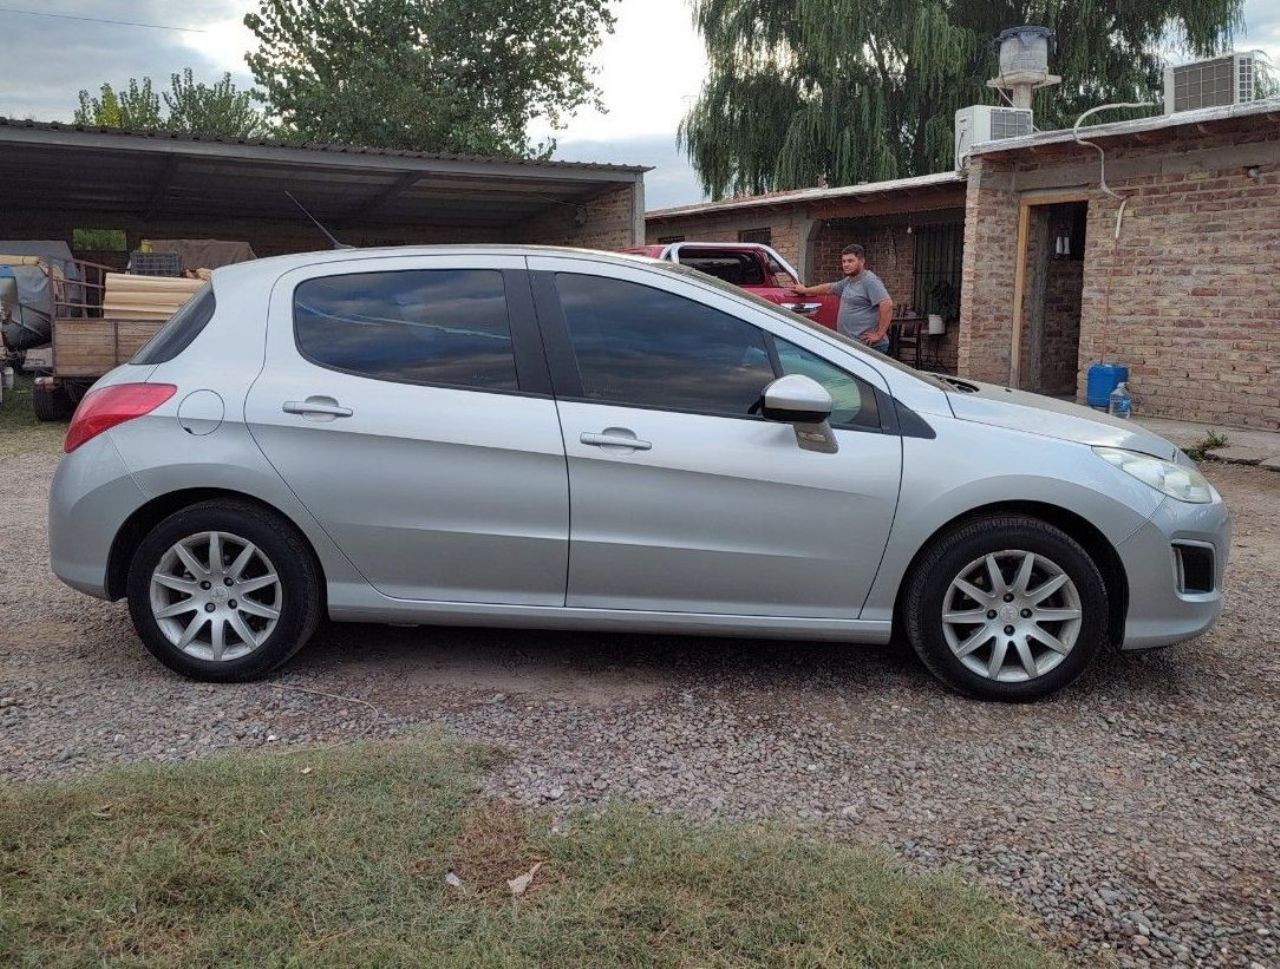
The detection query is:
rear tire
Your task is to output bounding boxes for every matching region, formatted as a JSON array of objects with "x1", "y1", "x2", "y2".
[
  {"x1": 126, "y1": 500, "x2": 322, "y2": 681},
  {"x1": 904, "y1": 514, "x2": 1108, "y2": 702},
  {"x1": 32, "y1": 383, "x2": 75, "y2": 421}
]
